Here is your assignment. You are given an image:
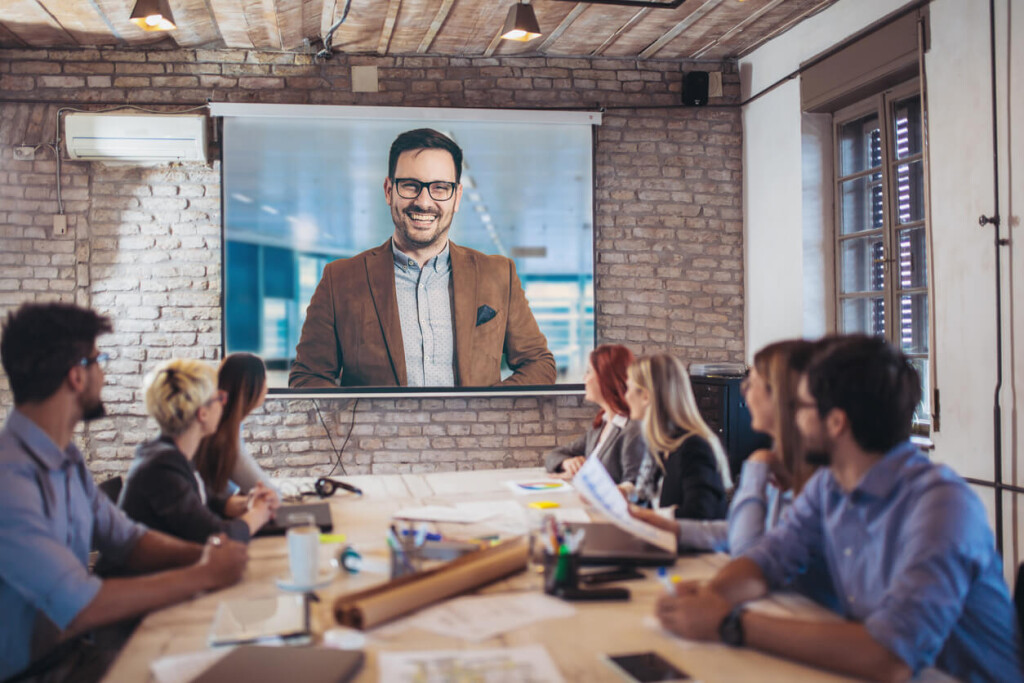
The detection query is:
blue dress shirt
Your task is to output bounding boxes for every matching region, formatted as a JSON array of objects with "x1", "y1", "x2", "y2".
[
  {"x1": 744, "y1": 441, "x2": 1022, "y2": 681},
  {"x1": 0, "y1": 410, "x2": 146, "y2": 679},
  {"x1": 392, "y1": 240, "x2": 456, "y2": 386}
]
